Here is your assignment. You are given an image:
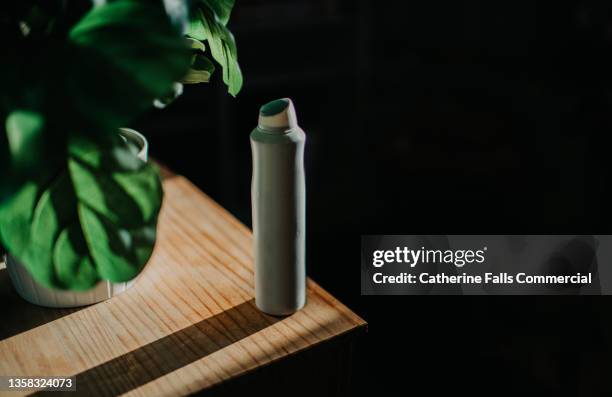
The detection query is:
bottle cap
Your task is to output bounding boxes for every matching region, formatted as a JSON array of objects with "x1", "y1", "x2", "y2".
[{"x1": 258, "y1": 98, "x2": 298, "y2": 132}]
